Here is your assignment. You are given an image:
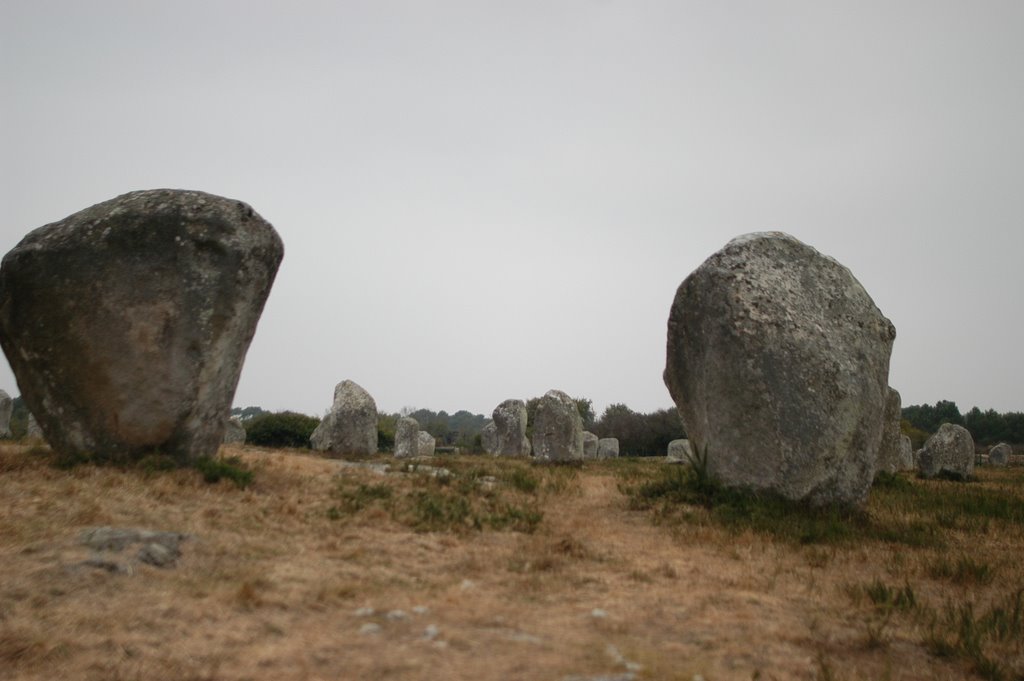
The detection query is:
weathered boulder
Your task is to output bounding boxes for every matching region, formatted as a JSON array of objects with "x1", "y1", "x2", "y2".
[
  {"x1": 0, "y1": 389, "x2": 11, "y2": 438},
  {"x1": 222, "y1": 417, "x2": 246, "y2": 445},
  {"x1": 666, "y1": 438, "x2": 692, "y2": 463},
  {"x1": 310, "y1": 380, "x2": 378, "y2": 456},
  {"x1": 0, "y1": 190, "x2": 283, "y2": 463},
  {"x1": 418, "y1": 430, "x2": 436, "y2": 457},
  {"x1": 394, "y1": 417, "x2": 419, "y2": 459},
  {"x1": 988, "y1": 442, "x2": 1011, "y2": 467},
  {"x1": 918, "y1": 423, "x2": 975, "y2": 479},
  {"x1": 597, "y1": 438, "x2": 619, "y2": 459},
  {"x1": 531, "y1": 389, "x2": 583, "y2": 463},
  {"x1": 899, "y1": 435, "x2": 914, "y2": 471},
  {"x1": 492, "y1": 399, "x2": 530, "y2": 456},
  {"x1": 481, "y1": 421, "x2": 498, "y2": 455},
  {"x1": 582, "y1": 431, "x2": 599, "y2": 459},
  {"x1": 874, "y1": 388, "x2": 904, "y2": 475},
  {"x1": 664, "y1": 232, "x2": 896, "y2": 507}
]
